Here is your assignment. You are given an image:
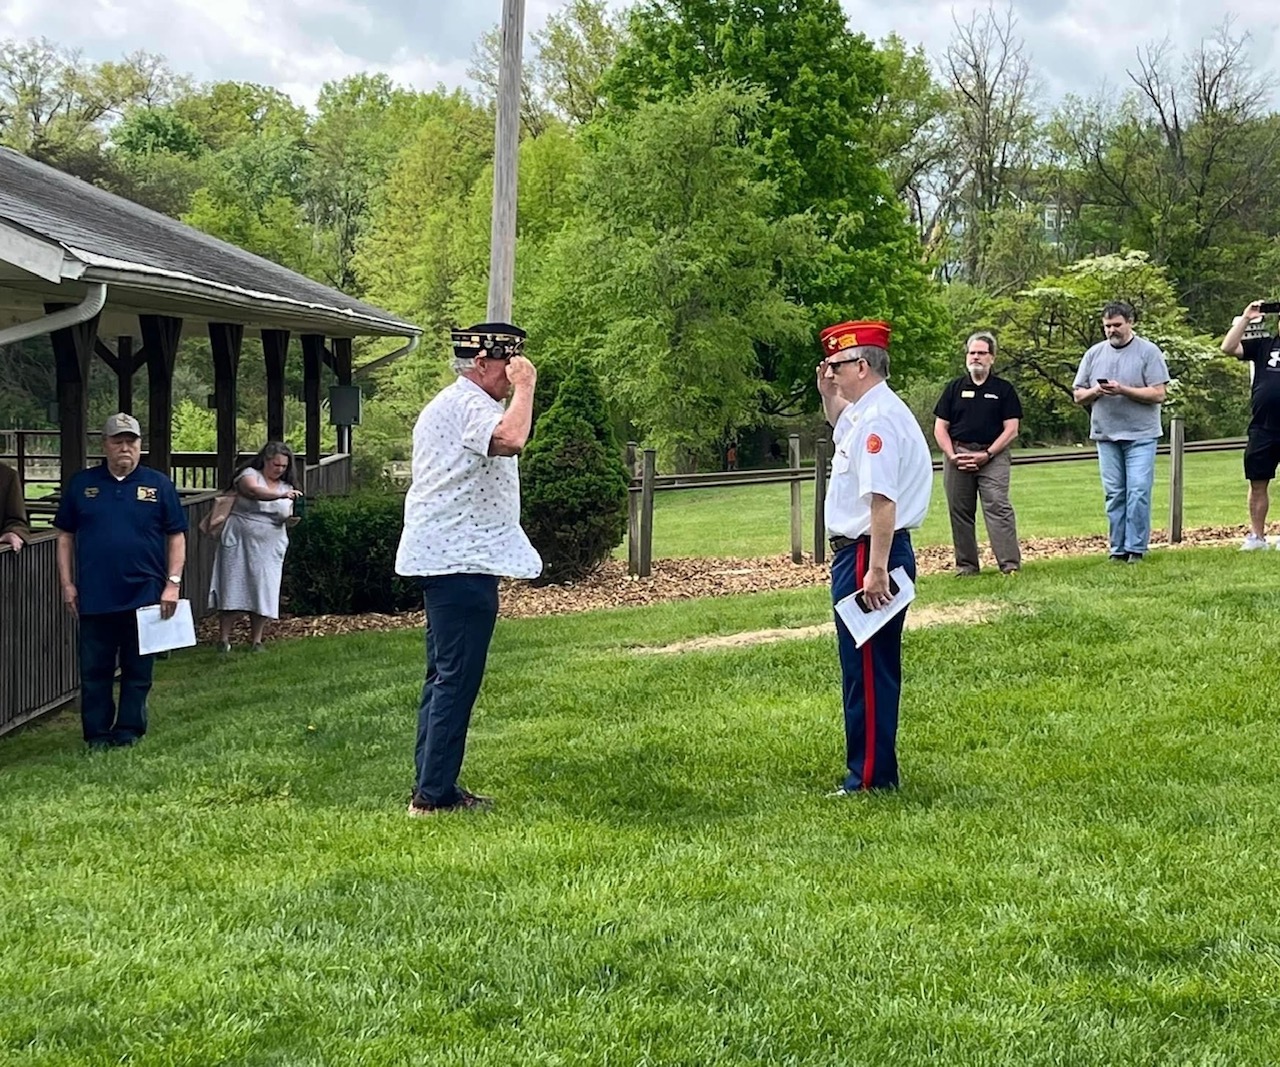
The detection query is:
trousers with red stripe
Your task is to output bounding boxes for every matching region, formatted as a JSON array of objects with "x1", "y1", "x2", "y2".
[{"x1": 831, "y1": 530, "x2": 917, "y2": 791}]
